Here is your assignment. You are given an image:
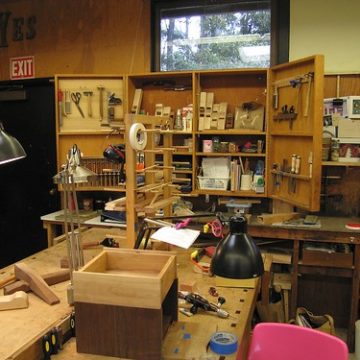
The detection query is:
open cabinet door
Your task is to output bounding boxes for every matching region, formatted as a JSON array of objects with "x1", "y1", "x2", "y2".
[{"x1": 267, "y1": 55, "x2": 324, "y2": 211}]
